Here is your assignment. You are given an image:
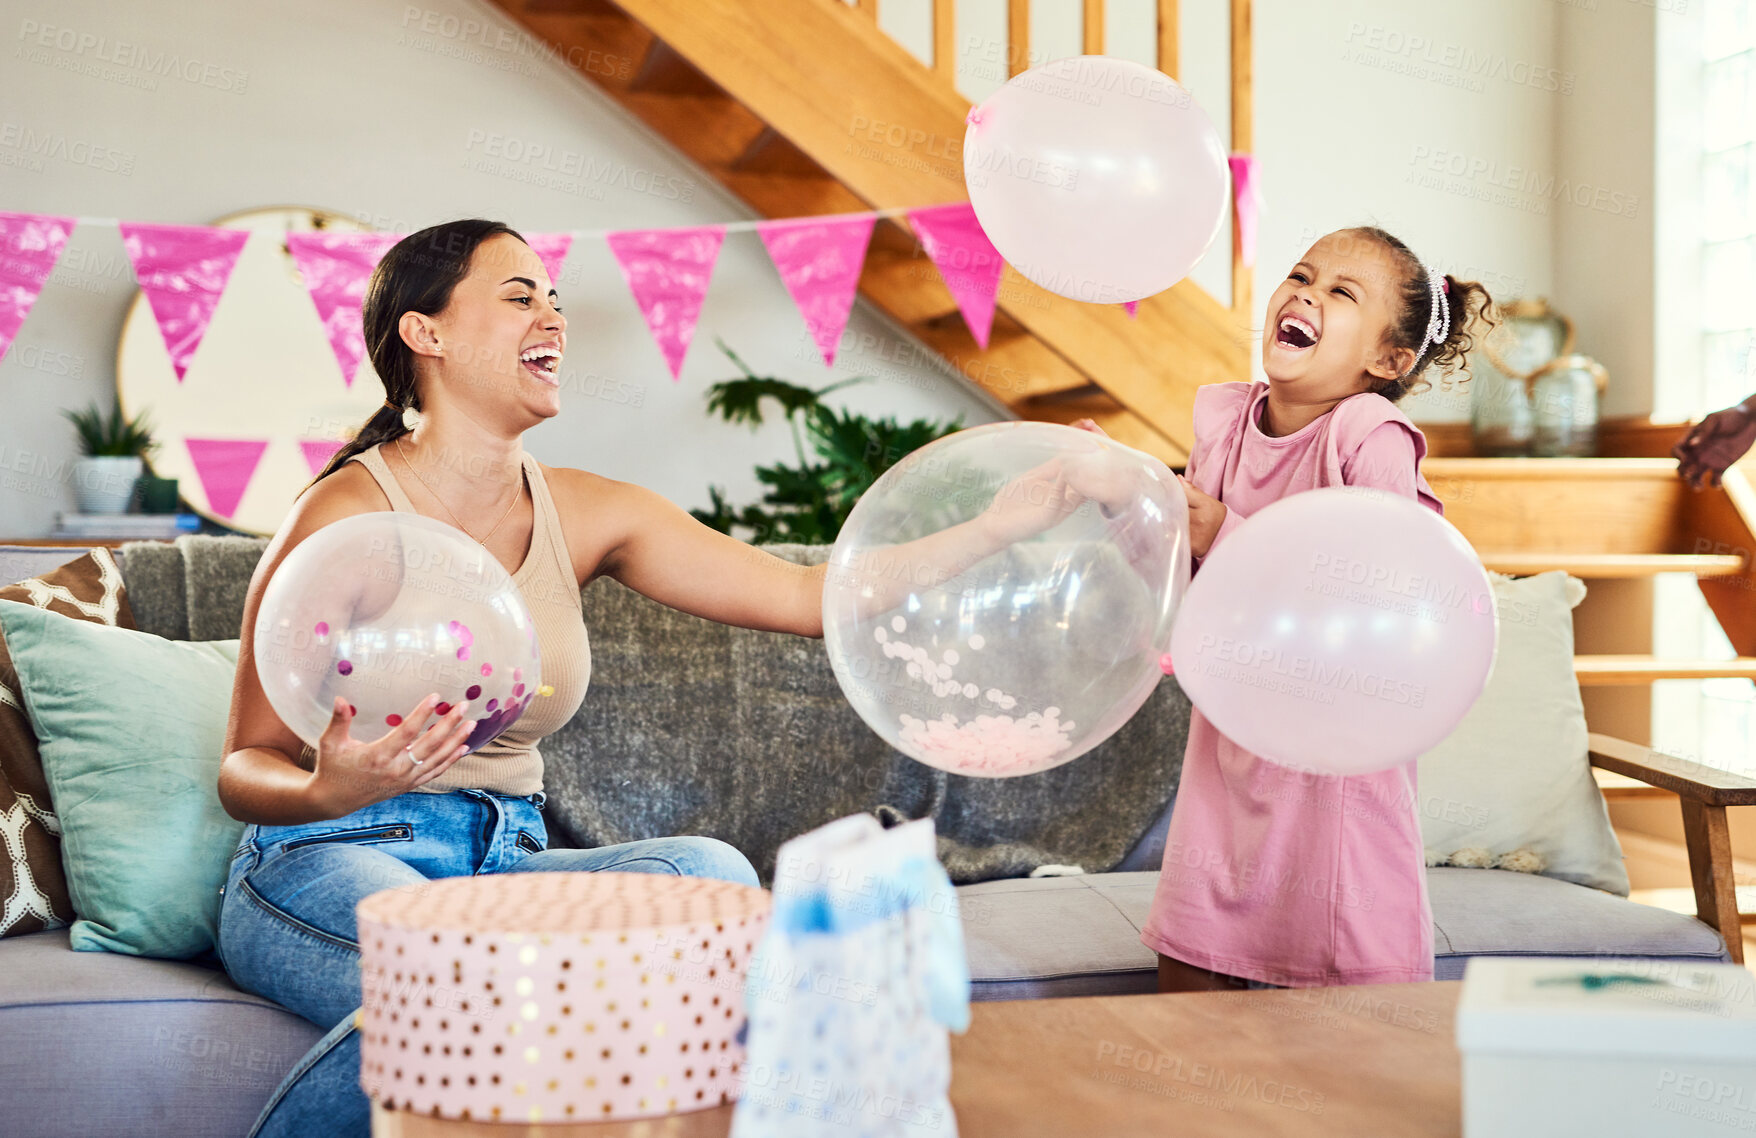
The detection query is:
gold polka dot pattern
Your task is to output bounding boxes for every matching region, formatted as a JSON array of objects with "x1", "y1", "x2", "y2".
[{"x1": 356, "y1": 871, "x2": 771, "y2": 1124}]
